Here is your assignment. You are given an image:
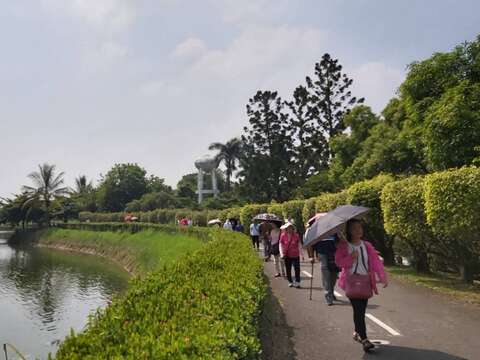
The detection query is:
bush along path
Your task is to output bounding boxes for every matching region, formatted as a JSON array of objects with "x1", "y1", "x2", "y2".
[{"x1": 51, "y1": 227, "x2": 266, "y2": 359}]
